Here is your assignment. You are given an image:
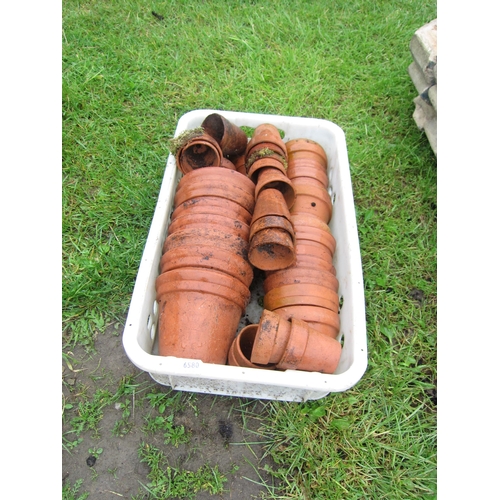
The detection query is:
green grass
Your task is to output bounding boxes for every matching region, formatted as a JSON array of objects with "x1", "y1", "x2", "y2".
[{"x1": 63, "y1": 0, "x2": 436, "y2": 497}]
